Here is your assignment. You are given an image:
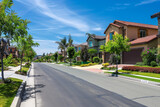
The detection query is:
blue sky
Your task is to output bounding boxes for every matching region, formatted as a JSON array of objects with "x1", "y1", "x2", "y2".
[{"x1": 12, "y1": 0, "x2": 160, "y2": 55}]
